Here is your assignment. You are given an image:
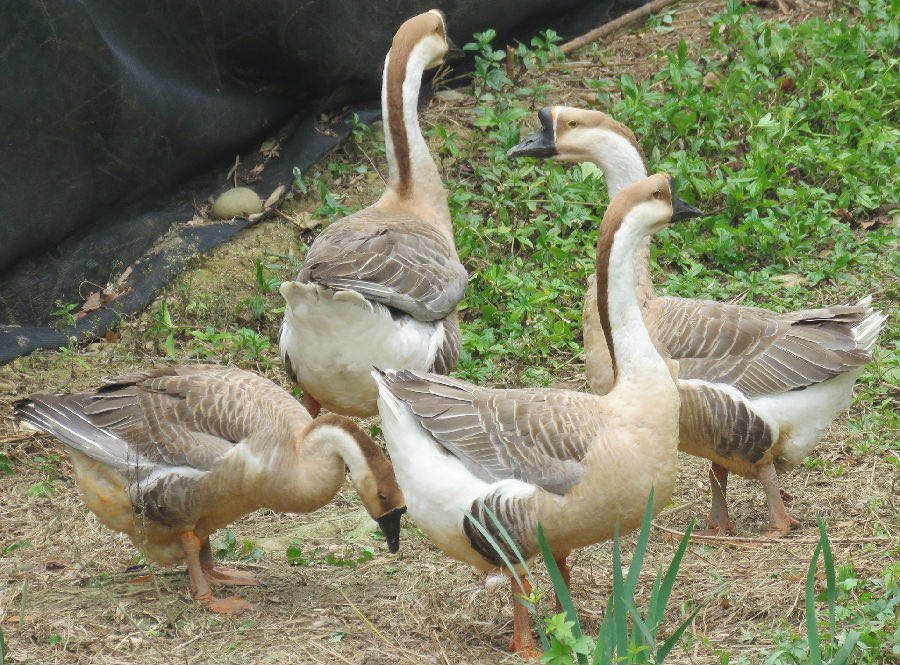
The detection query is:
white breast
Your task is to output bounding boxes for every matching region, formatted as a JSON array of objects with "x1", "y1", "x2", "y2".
[
  {"x1": 376, "y1": 384, "x2": 497, "y2": 570},
  {"x1": 280, "y1": 281, "x2": 445, "y2": 417}
]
